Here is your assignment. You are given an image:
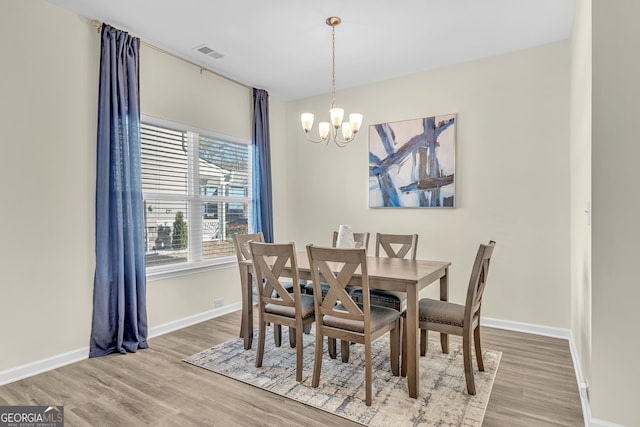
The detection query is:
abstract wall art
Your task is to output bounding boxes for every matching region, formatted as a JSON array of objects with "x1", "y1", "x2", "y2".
[{"x1": 369, "y1": 114, "x2": 456, "y2": 208}]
